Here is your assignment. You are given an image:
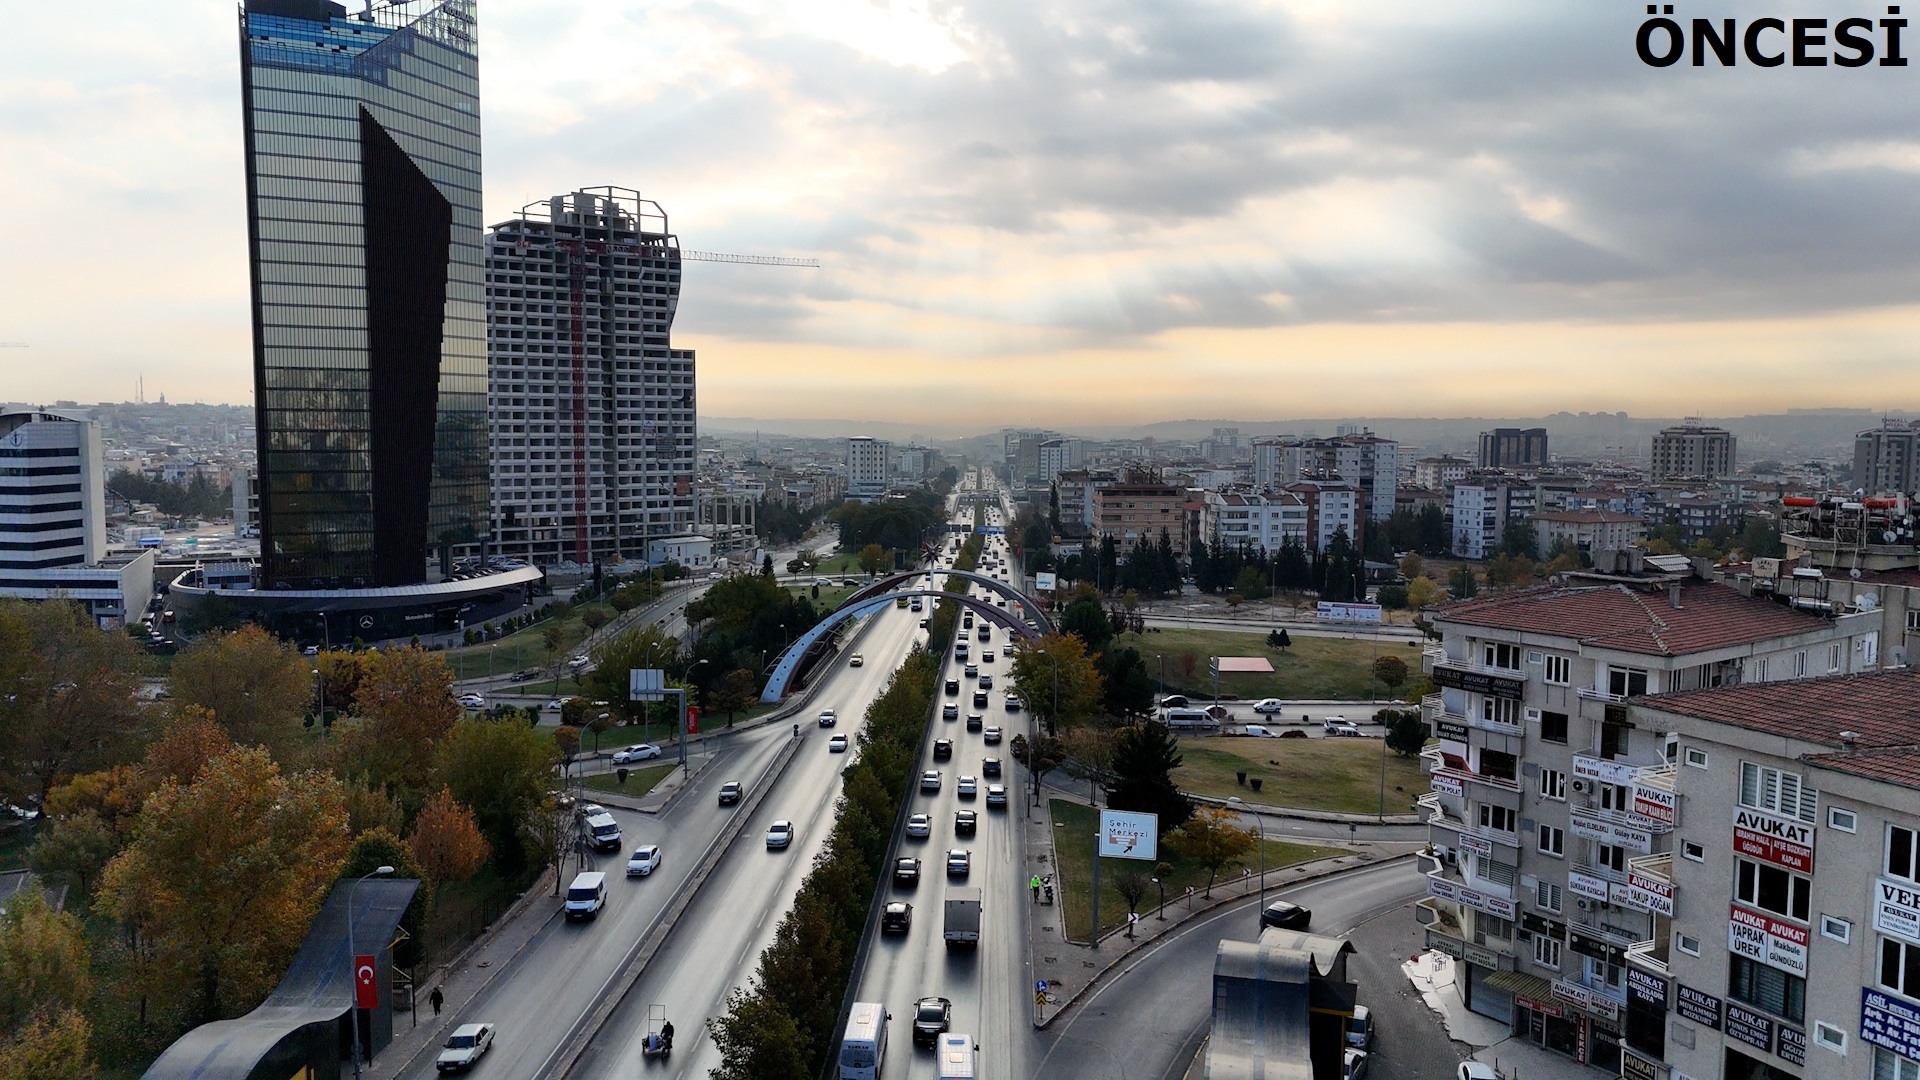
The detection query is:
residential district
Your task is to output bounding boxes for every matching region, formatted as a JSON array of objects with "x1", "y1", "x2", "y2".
[{"x1": 8, "y1": 4, "x2": 1920, "y2": 1080}]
